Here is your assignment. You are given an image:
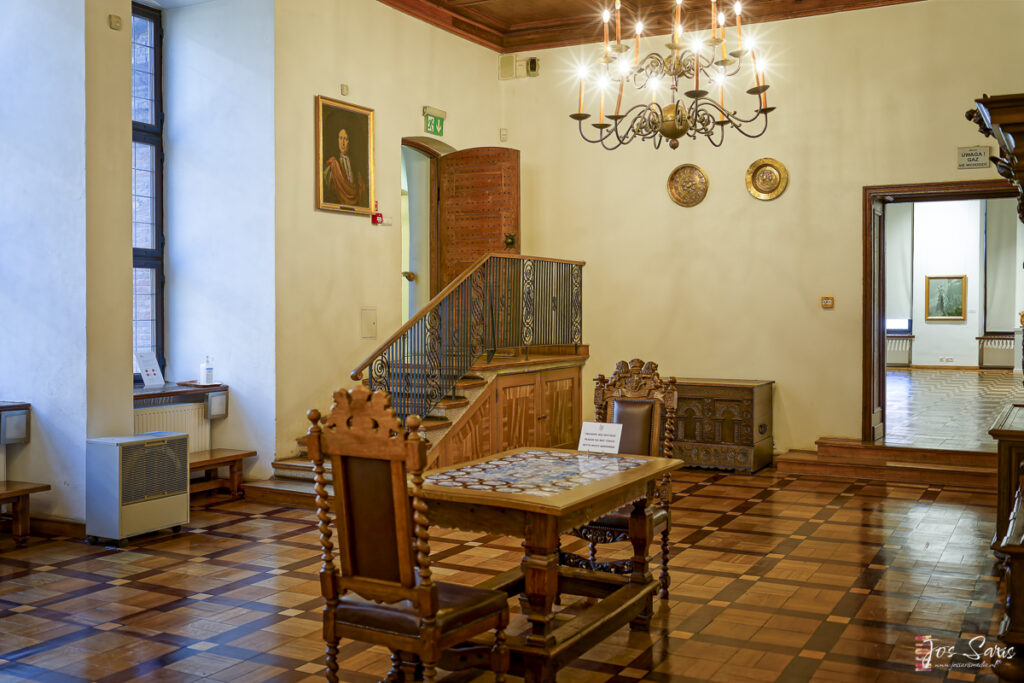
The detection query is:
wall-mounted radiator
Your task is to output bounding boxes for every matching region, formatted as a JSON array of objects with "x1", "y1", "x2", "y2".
[
  {"x1": 134, "y1": 403, "x2": 209, "y2": 454},
  {"x1": 886, "y1": 336, "x2": 912, "y2": 367},
  {"x1": 979, "y1": 335, "x2": 1015, "y2": 369}
]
